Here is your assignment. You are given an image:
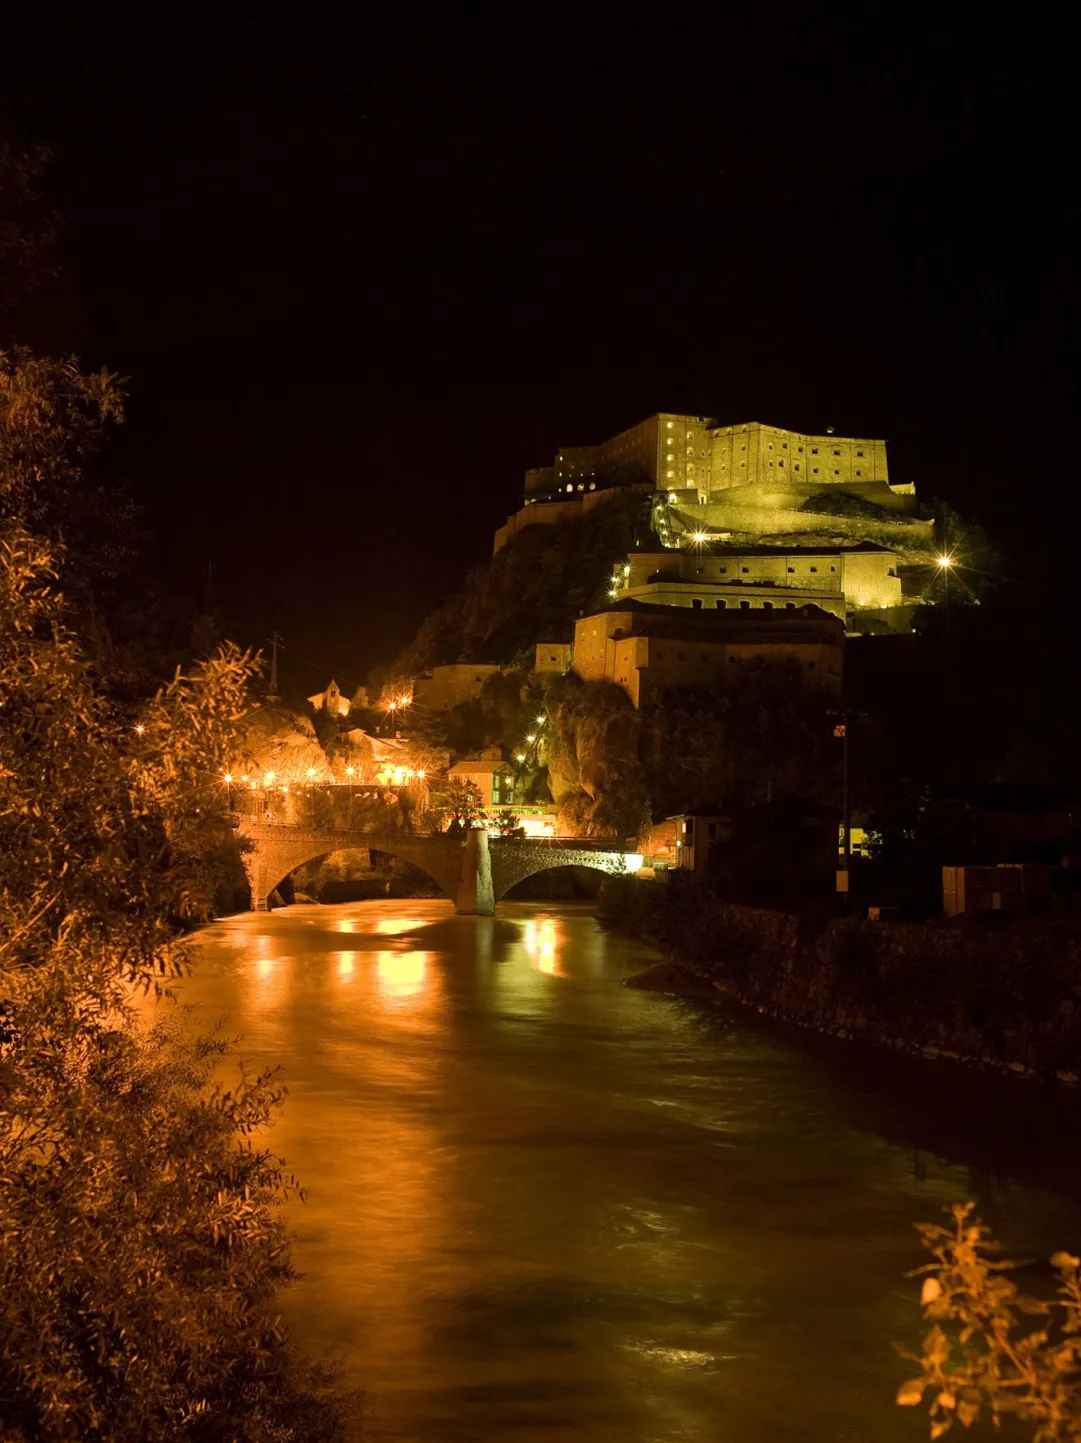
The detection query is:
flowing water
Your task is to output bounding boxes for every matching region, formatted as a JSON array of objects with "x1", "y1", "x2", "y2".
[{"x1": 174, "y1": 900, "x2": 1081, "y2": 1441}]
